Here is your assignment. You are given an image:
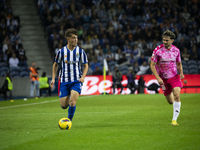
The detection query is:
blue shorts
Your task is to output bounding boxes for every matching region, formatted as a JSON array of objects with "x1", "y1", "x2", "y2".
[{"x1": 59, "y1": 81, "x2": 83, "y2": 98}]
